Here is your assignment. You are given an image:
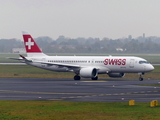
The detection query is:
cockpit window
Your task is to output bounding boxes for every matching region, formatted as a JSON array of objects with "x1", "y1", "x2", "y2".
[{"x1": 139, "y1": 61, "x2": 150, "y2": 64}]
